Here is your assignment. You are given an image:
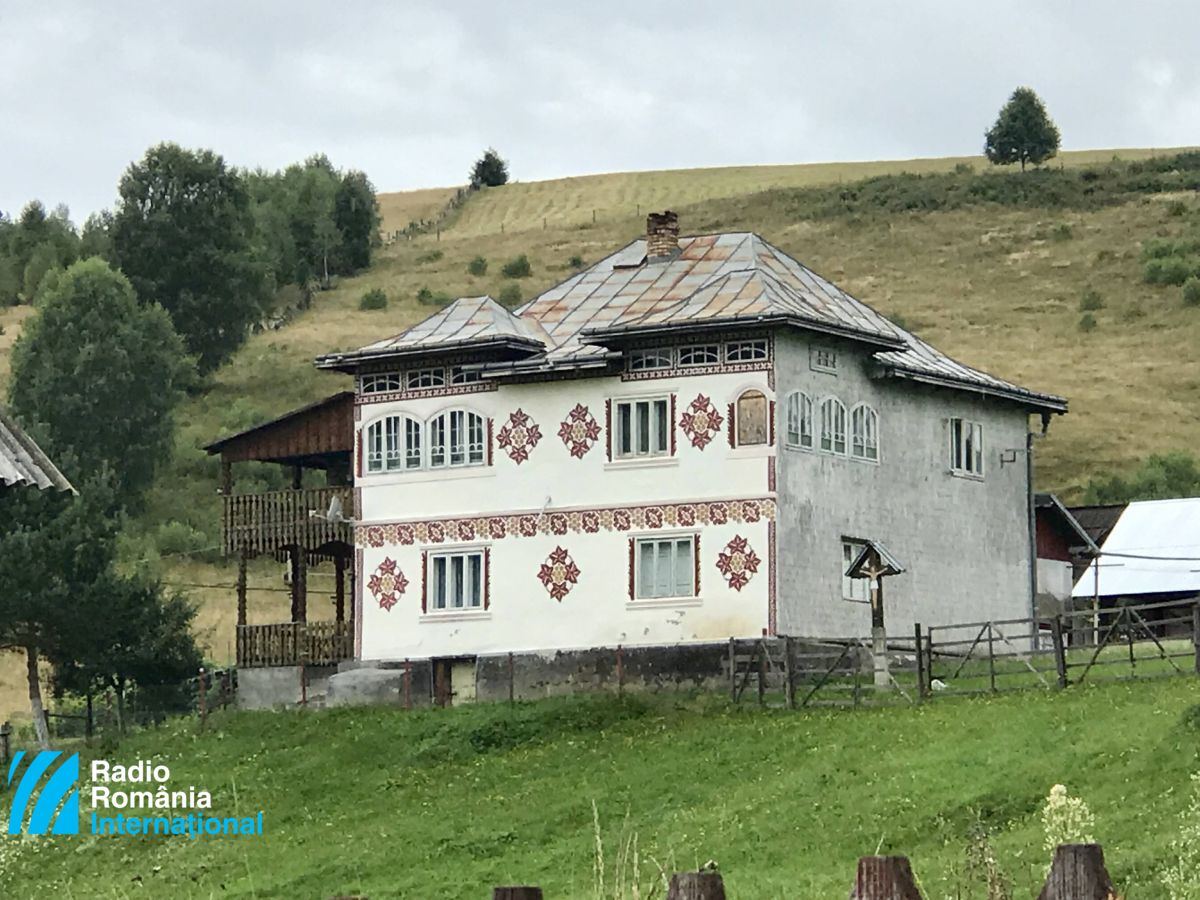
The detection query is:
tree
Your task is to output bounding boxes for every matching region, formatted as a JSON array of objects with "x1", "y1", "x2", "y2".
[
  {"x1": 985, "y1": 87, "x2": 1061, "y2": 171},
  {"x1": 1084, "y1": 451, "x2": 1200, "y2": 504},
  {"x1": 79, "y1": 209, "x2": 114, "y2": 261},
  {"x1": 470, "y1": 148, "x2": 509, "y2": 188},
  {"x1": 334, "y1": 169, "x2": 379, "y2": 272},
  {"x1": 110, "y1": 143, "x2": 269, "y2": 372},
  {"x1": 8, "y1": 258, "x2": 187, "y2": 509}
]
